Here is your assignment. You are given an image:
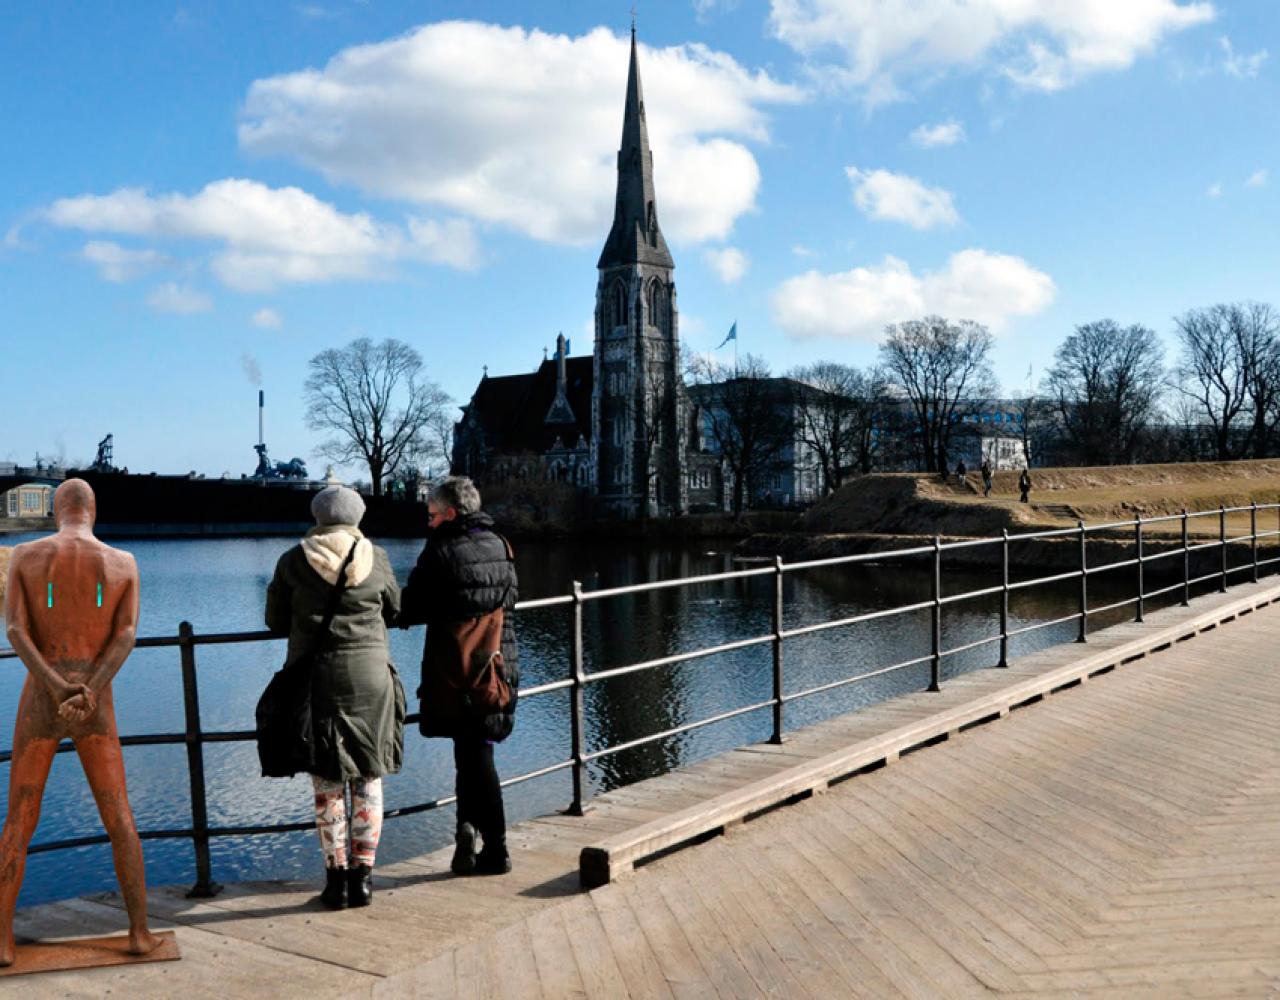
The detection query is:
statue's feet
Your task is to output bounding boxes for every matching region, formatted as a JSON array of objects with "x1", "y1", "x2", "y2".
[{"x1": 127, "y1": 927, "x2": 161, "y2": 956}]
